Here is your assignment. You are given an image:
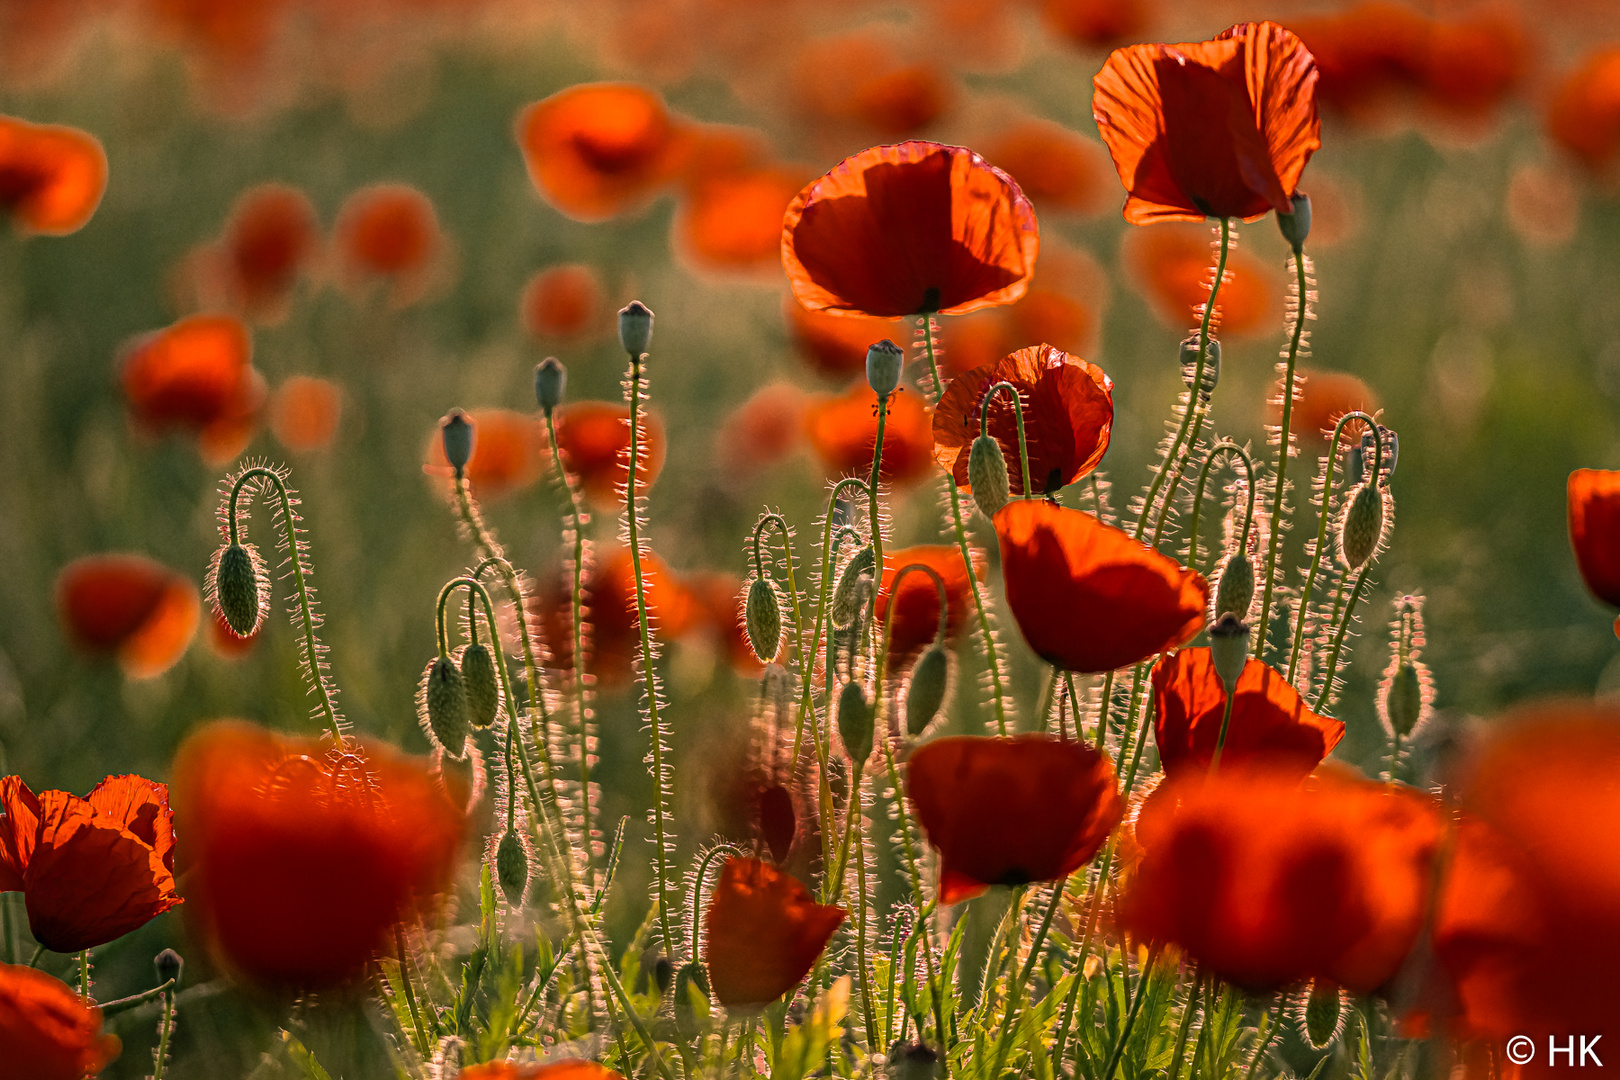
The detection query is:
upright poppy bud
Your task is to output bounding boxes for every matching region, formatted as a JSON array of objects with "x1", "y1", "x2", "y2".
[
  {"x1": 866, "y1": 339, "x2": 905, "y2": 399},
  {"x1": 440, "y1": 410, "x2": 474, "y2": 480},
  {"x1": 534, "y1": 357, "x2": 567, "y2": 416},
  {"x1": 419, "y1": 656, "x2": 470, "y2": 759},
  {"x1": 704, "y1": 857, "x2": 845, "y2": 1012},
  {"x1": 1180, "y1": 335, "x2": 1220, "y2": 403},
  {"x1": 838, "y1": 680, "x2": 875, "y2": 768},
  {"x1": 1278, "y1": 192, "x2": 1312, "y2": 251},
  {"x1": 745, "y1": 577, "x2": 784, "y2": 663},
  {"x1": 618, "y1": 300, "x2": 654, "y2": 357},
  {"x1": 1378, "y1": 596, "x2": 1432, "y2": 742},
  {"x1": 1339, "y1": 481, "x2": 1385, "y2": 569},
  {"x1": 460, "y1": 643, "x2": 500, "y2": 730},
  {"x1": 496, "y1": 828, "x2": 529, "y2": 908},
  {"x1": 968, "y1": 435, "x2": 1011, "y2": 518},
  {"x1": 154, "y1": 948, "x2": 183, "y2": 987},
  {"x1": 212, "y1": 542, "x2": 264, "y2": 637}
]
